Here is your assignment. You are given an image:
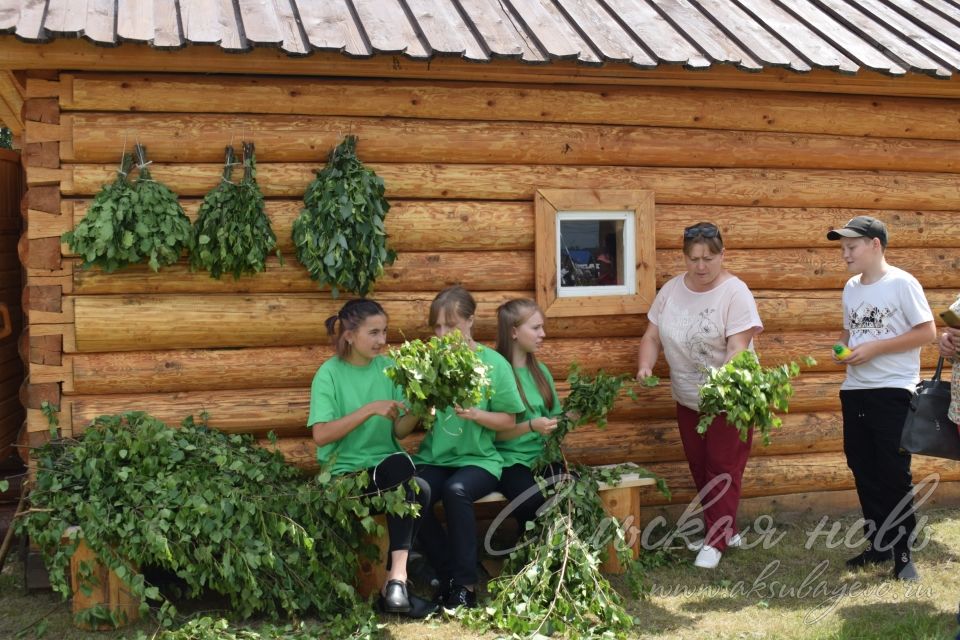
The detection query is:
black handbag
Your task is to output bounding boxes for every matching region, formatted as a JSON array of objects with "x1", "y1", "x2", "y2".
[{"x1": 900, "y1": 357, "x2": 960, "y2": 460}]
